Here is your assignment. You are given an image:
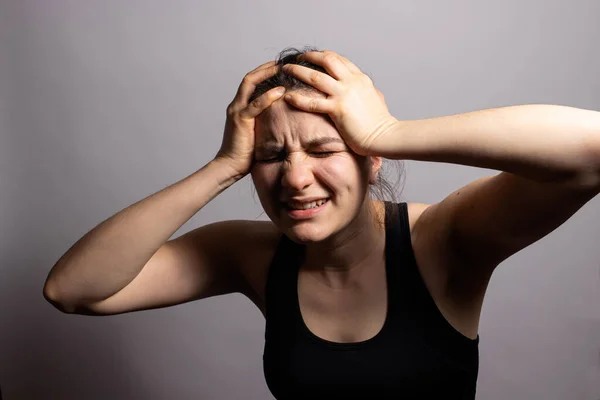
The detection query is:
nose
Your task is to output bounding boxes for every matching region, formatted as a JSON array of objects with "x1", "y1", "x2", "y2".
[{"x1": 281, "y1": 154, "x2": 313, "y2": 191}]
